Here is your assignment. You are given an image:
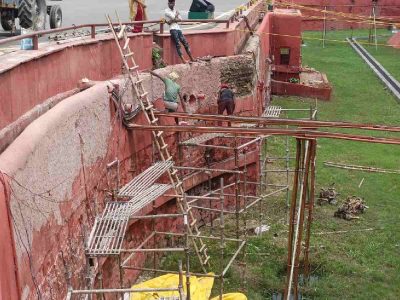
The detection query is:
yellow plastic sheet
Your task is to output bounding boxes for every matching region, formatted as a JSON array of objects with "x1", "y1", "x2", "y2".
[
  {"x1": 211, "y1": 293, "x2": 247, "y2": 300},
  {"x1": 130, "y1": 273, "x2": 214, "y2": 300},
  {"x1": 211, "y1": 293, "x2": 248, "y2": 300}
]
